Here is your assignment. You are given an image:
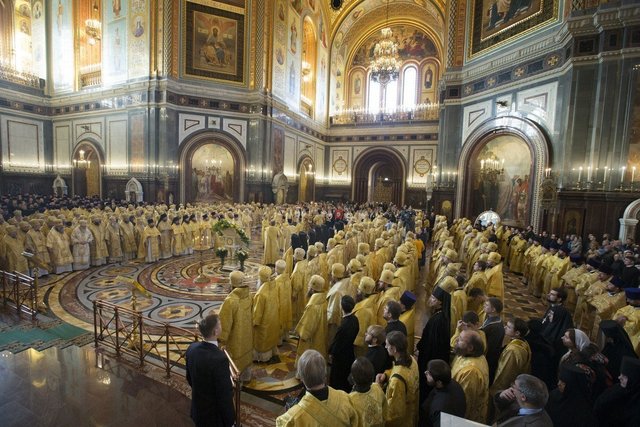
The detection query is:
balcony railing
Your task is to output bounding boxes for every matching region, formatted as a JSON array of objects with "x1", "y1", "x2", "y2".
[
  {"x1": 0, "y1": 270, "x2": 38, "y2": 319},
  {"x1": 330, "y1": 103, "x2": 440, "y2": 126},
  {"x1": 93, "y1": 299, "x2": 241, "y2": 426},
  {"x1": 0, "y1": 62, "x2": 43, "y2": 89}
]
